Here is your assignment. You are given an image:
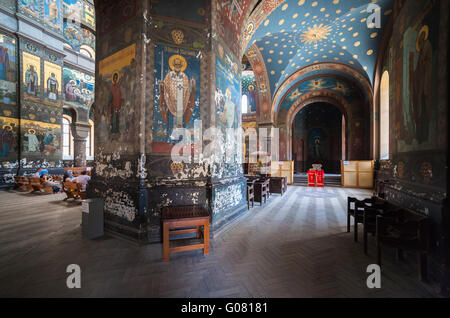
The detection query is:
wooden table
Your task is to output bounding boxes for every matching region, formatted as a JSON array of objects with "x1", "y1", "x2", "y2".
[{"x1": 161, "y1": 205, "x2": 210, "y2": 261}]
